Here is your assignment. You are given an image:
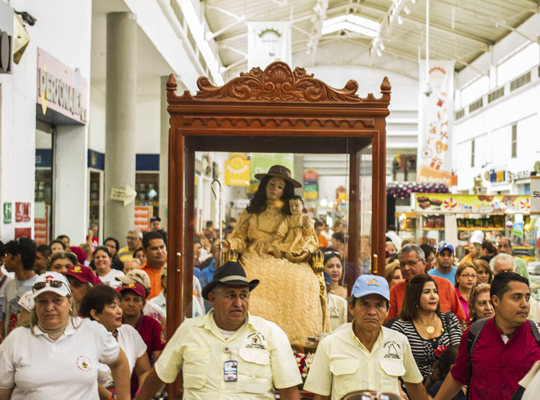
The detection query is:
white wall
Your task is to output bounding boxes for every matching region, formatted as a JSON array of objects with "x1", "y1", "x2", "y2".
[
  {"x1": 453, "y1": 80, "x2": 540, "y2": 194},
  {"x1": 0, "y1": 0, "x2": 92, "y2": 242},
  {"x1": 135, "y1": 93, "x2": 161, "y2": 154},
  {"x1": 89, "y1": 87, "x2": 106, "y2": 153}
]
